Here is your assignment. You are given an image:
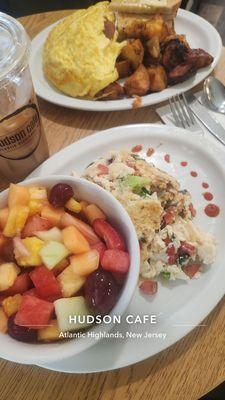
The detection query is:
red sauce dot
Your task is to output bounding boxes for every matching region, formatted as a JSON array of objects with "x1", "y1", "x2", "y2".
[
  {"x1": 181, "y1": 161, "x2": 188, "y2": 167},
  {"x1": 132, "y1": 145, "x2": 142, "y2": 152},
  {"x1": 164, "y1": 154, "x2": 170, "y2": 163},
  {"x1": 190, "y1": 171, "x2": 198, "y2": 177},
  {"x1": 202, "y1": 182, "x2": 209, "y2": 189},
  {"x1": 203, "y1": 192, "x2": 213, "y2": 201},
  {"x1": 189, "y1": 203, "x2": 196, "y2": 217},
  {"x1": 204, "y1": 204, "x2": 220, "y2": 218},
  {"x1": 147, "y1": 147, "x2": 155, "y2": 157}
]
